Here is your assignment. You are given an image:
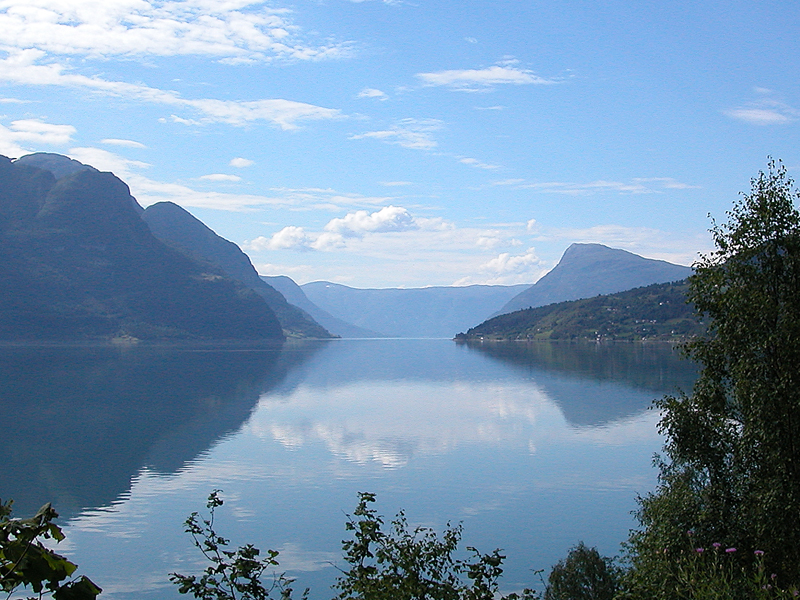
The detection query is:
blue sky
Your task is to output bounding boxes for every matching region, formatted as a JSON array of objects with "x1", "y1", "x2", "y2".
[{"x1": 0, "y1": 0, "x2": 797, "y2": 287}]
